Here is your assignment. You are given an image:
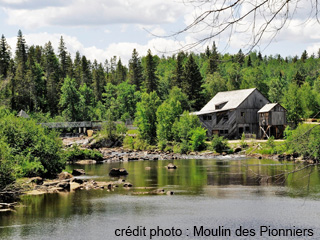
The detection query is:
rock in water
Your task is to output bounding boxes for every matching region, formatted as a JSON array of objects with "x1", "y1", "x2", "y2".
[
  {"x1": 109, "y1": 168, "x2": 129, "y2": 176},
  {"x1": 167, "y1": 163, "x2": 177, "y2": 169},
  {"x1": 72, "y1": 169, "x2": 86, "y2": 176}
]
